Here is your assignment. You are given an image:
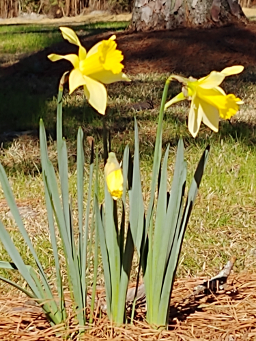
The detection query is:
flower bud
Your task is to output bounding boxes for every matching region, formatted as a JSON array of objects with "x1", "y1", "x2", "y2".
[{"x1": 104, "y1": 152, "x2": 123, "y2": 200}]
